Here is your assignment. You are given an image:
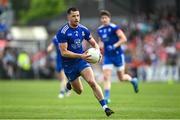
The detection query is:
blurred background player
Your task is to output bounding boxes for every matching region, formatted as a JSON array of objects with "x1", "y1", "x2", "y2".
[
  {"x1": 97, "y1": 10, "x2": 139, "y2": 103},
  {"x1": 47, "y1": 36, "x2": 70, "y2": 98},
  {"x1": 57, "y1": 7, "x2": 114, "y2": 116}
]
